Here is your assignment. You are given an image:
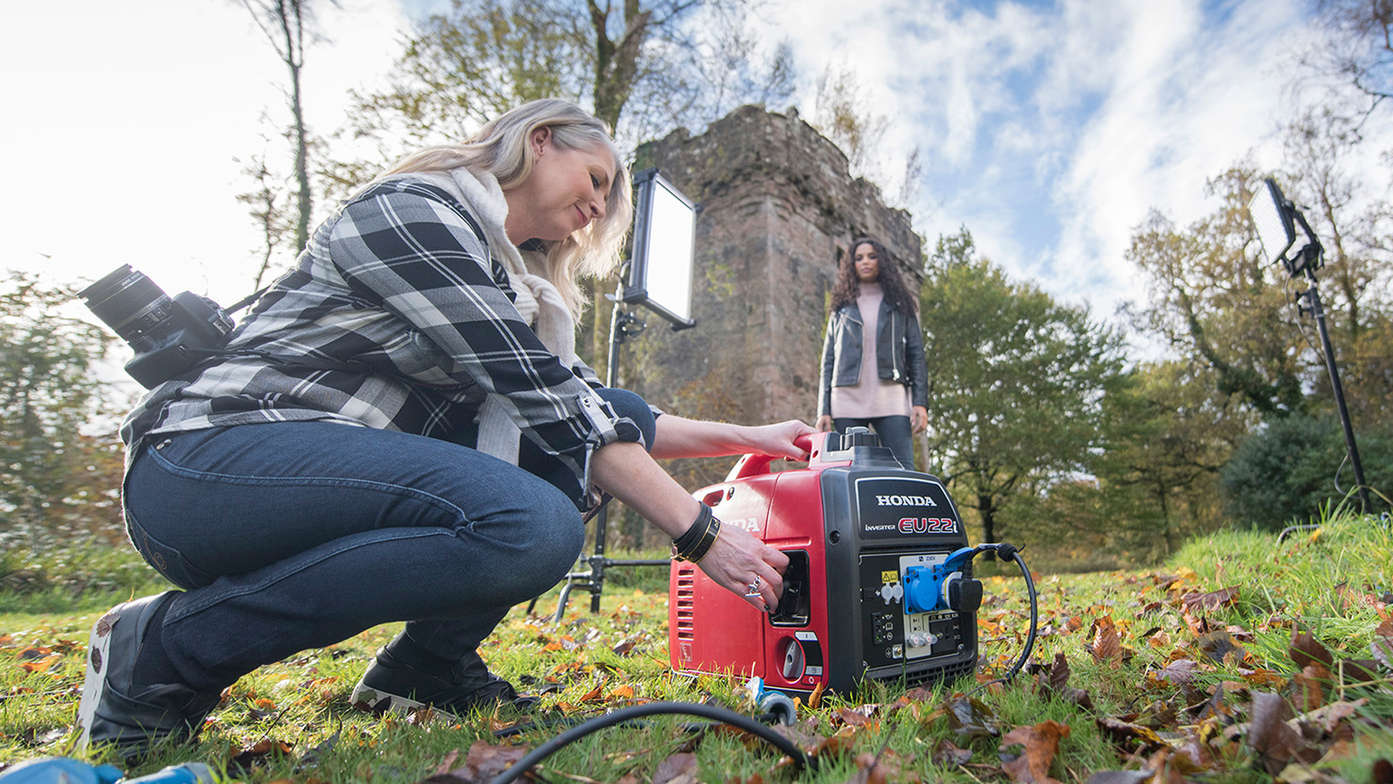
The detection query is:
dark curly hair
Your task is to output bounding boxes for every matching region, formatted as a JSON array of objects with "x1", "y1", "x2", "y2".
[{"x1": 829, "y1": 236, "x2": 917, "y2": 316}]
